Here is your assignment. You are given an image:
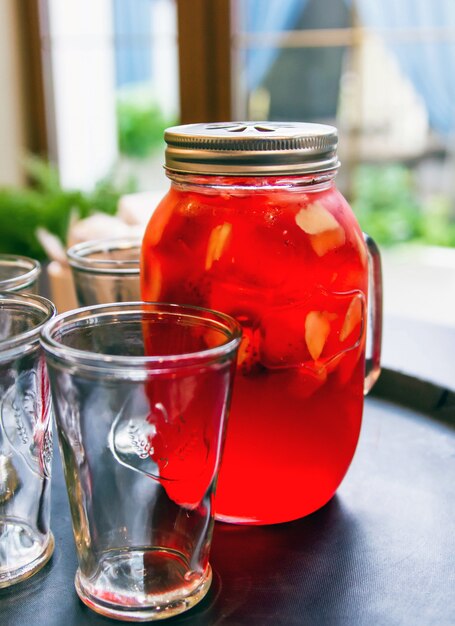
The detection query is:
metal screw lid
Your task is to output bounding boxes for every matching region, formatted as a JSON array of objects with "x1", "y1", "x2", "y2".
[{"x1": 164, "y1": 121, "x2": 339, "y2": 176}]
